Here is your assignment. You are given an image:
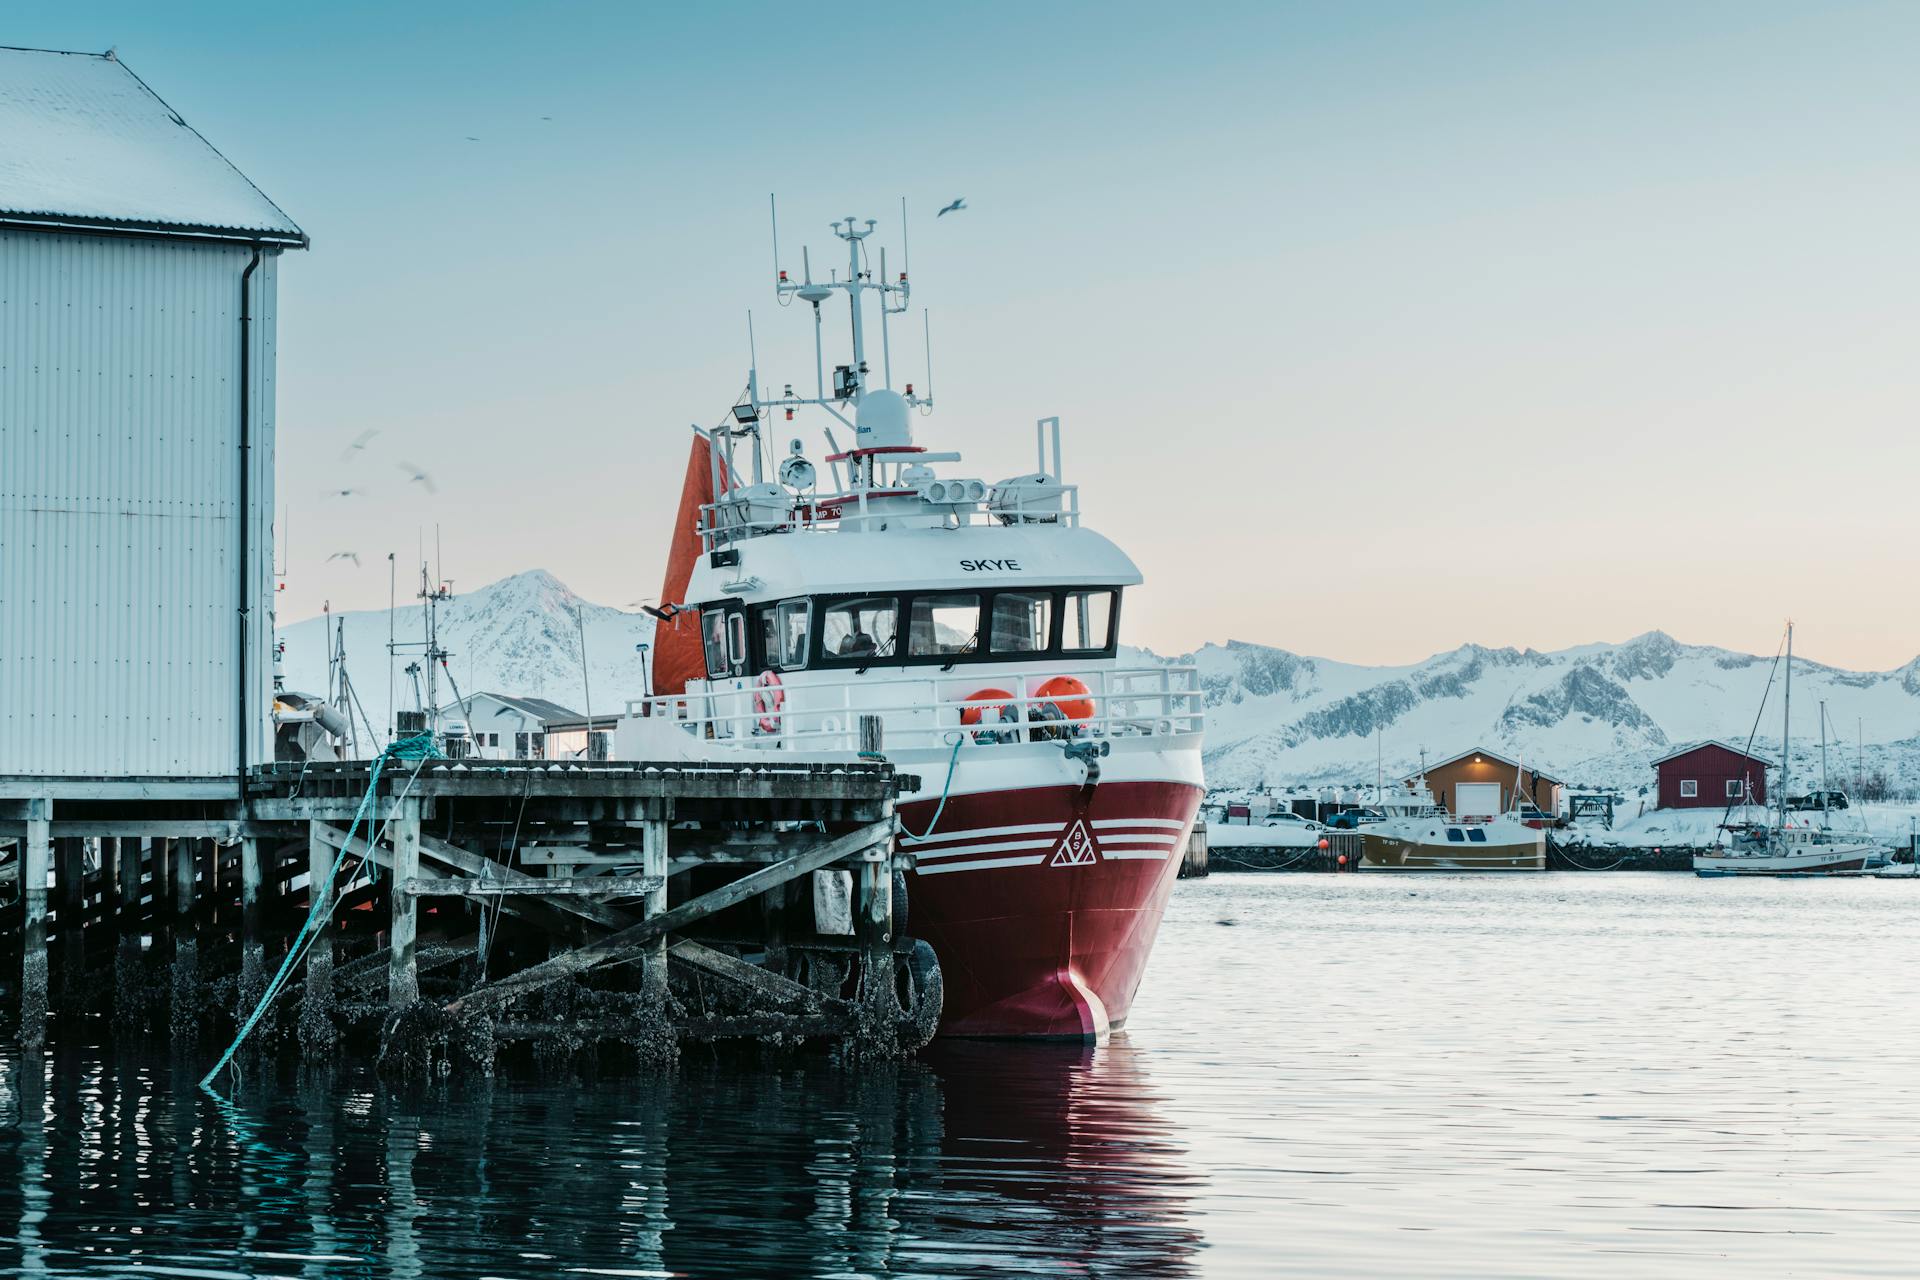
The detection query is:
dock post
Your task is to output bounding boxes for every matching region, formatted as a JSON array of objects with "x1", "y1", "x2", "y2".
[
  {"x1": 169, "y1": 836, "x2": 200, "y2": 1043},
  {"x1": 21, "y1": 798, "x2": 51, "y2": 1051},
  {"x1": 855, "y1": 832, "x2": 895, "y2": 1053},
  {"x1": 641, "y1": 809, "x2": 670, "y2": 1008},
  {"x1": 56, "y1": 837, "x2": 87, "y2": 1013},
  {"x1": 238, "y1": 833, "x2": 267, "y2": 1029},
  {"x1": 299, "y1": 822, "x2": 336, "y2": 1055},
  {"x1": 114, "y1": 837, "x2": 144, "y2": 1033},
  {"x1": 388, "y1": 798, "x2": 422, "y2": 1012}
]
